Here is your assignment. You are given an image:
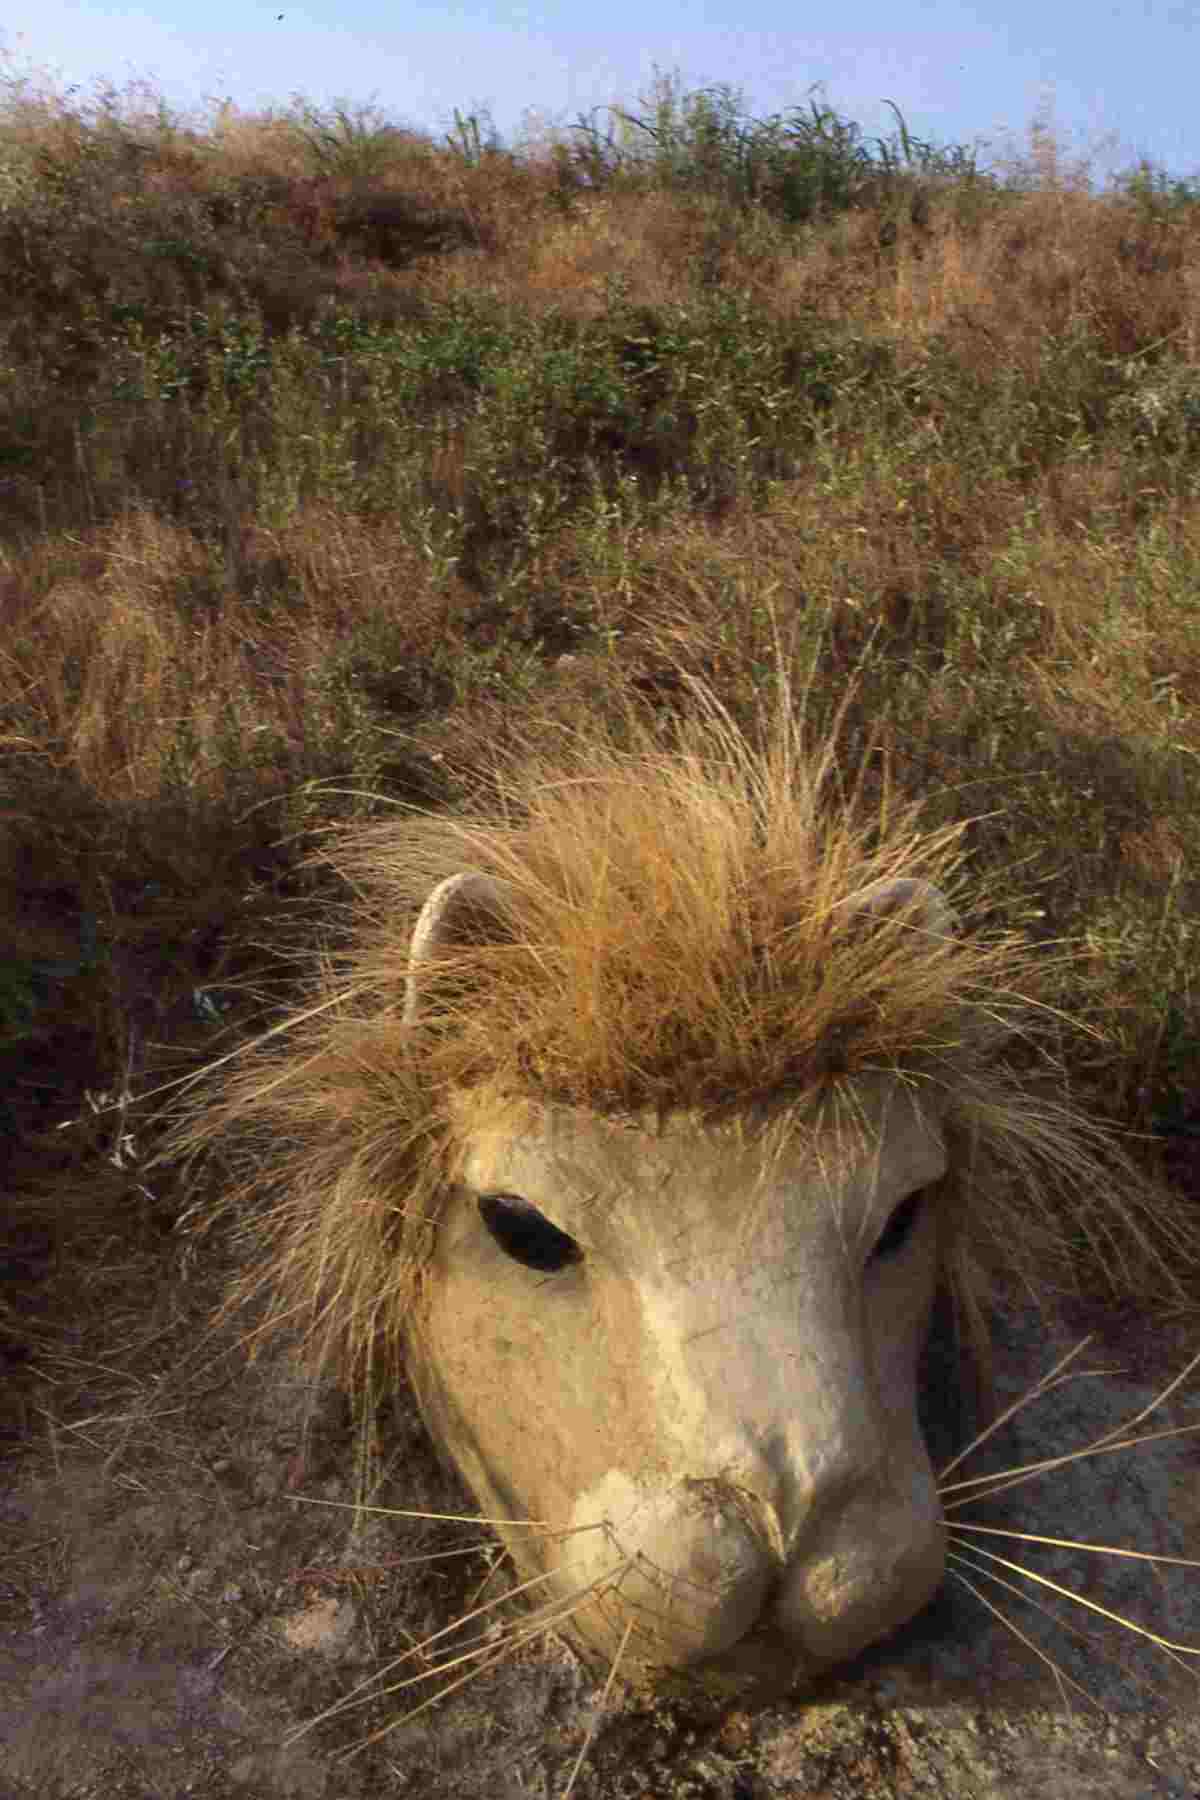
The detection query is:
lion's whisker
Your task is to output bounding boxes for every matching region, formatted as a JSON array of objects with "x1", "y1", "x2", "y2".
[
  {"x1": 561, "y1": 1618, "x2": 635, "y2": 1800},
  {"x1": 289, "y1": 1494, "x2": 594, "y2": 1533},
  {"x1": 285, "y1": 1560, "x2": 575, "y2": 1743},
  {"x1": 937, "y1": 1336, "x2": 1098, "y2": 1481},
  {"x1": 949, "y1": 1519, "x2": 1200, "y2": 1570},
  {"x1": 343, "y1": 1560, "x2": 639, "y2": 1757},
  {"x1": 940, "y1": 1418, "x2": 1200, "y2": 1507},
  {"x1": 946, "y1": 1559, "x2": 1106, "y2": 1714},
  {"x1": 946, "y1": 1537, "x2": 1200, "y2": 1656},
  {"x1": 294, "y1": 1542, "x2": 514, "y2": 1574},
  {"x1": 939, "y1": 1341, "x2": 1200, "y2": 1512},
  {"x1": 947, "y1": 1541, "x2": 1196, "y2": 1691}
]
